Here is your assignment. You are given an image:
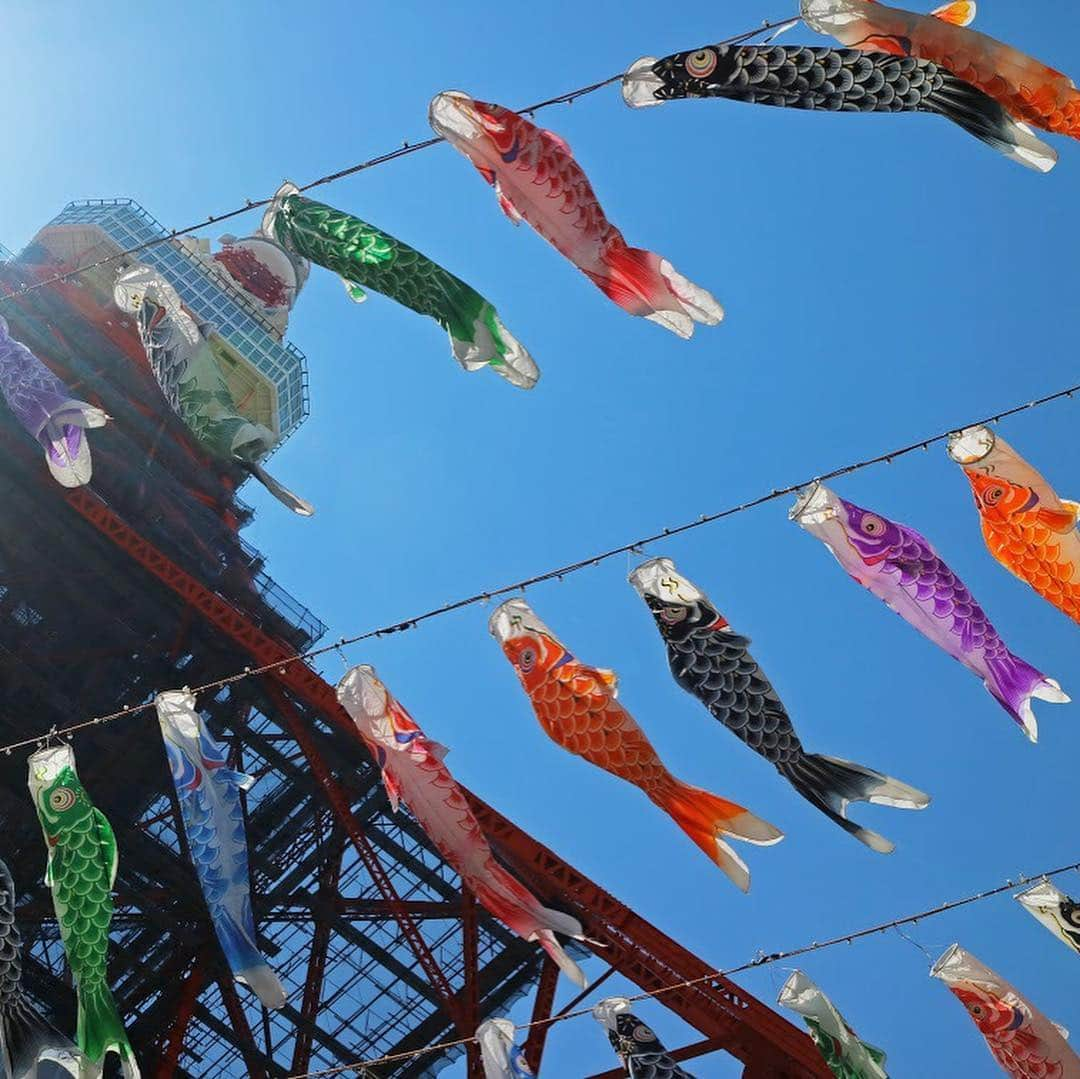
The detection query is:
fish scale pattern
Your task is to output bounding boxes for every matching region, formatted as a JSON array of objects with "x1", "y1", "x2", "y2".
[
  {"x1": 649, "y1": 44, "x2": 952, "y2": 112},
  {"x1": 802, "y1": 0, "x2": 1080, "y2": 137},
  {"x1": 879, "y1": 526, "x2": 1011, "y2": 661},
  {"x1": 629, "y1": 38, "x2": 1060, "y2": 171},
  {"x1": 52, "y1": 808, "x2": 114, "y2": 993},
  {"x1": 665, "y1": 625, "x2": 804, "y2": 762},
  {"x1": 531, "y1": 668, "x2": 674, "y2": 796},
  {"x1": 981, "y1": 510, "x2": 1080, "y2": 624},
  {"x1": 274, "y1": 195, "x2": 493, "y2": 345},
  {"x1": 805, "y1": 1017, "x2": 888, "y2": 1079},
  {"x1": 606, "y1": 1012, "x2": 695, "y2": 1079},
  {"x1": 0, "y1": 862, "x2": 23, "y2": 1009},
  {"x1": 0, "y1": 316, "x2": 83, "y2": 436},
  {"x1": 632, "y1": 559, "x2": 927, "y2": 852},
  {"x1": 268, "y1": 191, "x2": 537, "y2": 387}
]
